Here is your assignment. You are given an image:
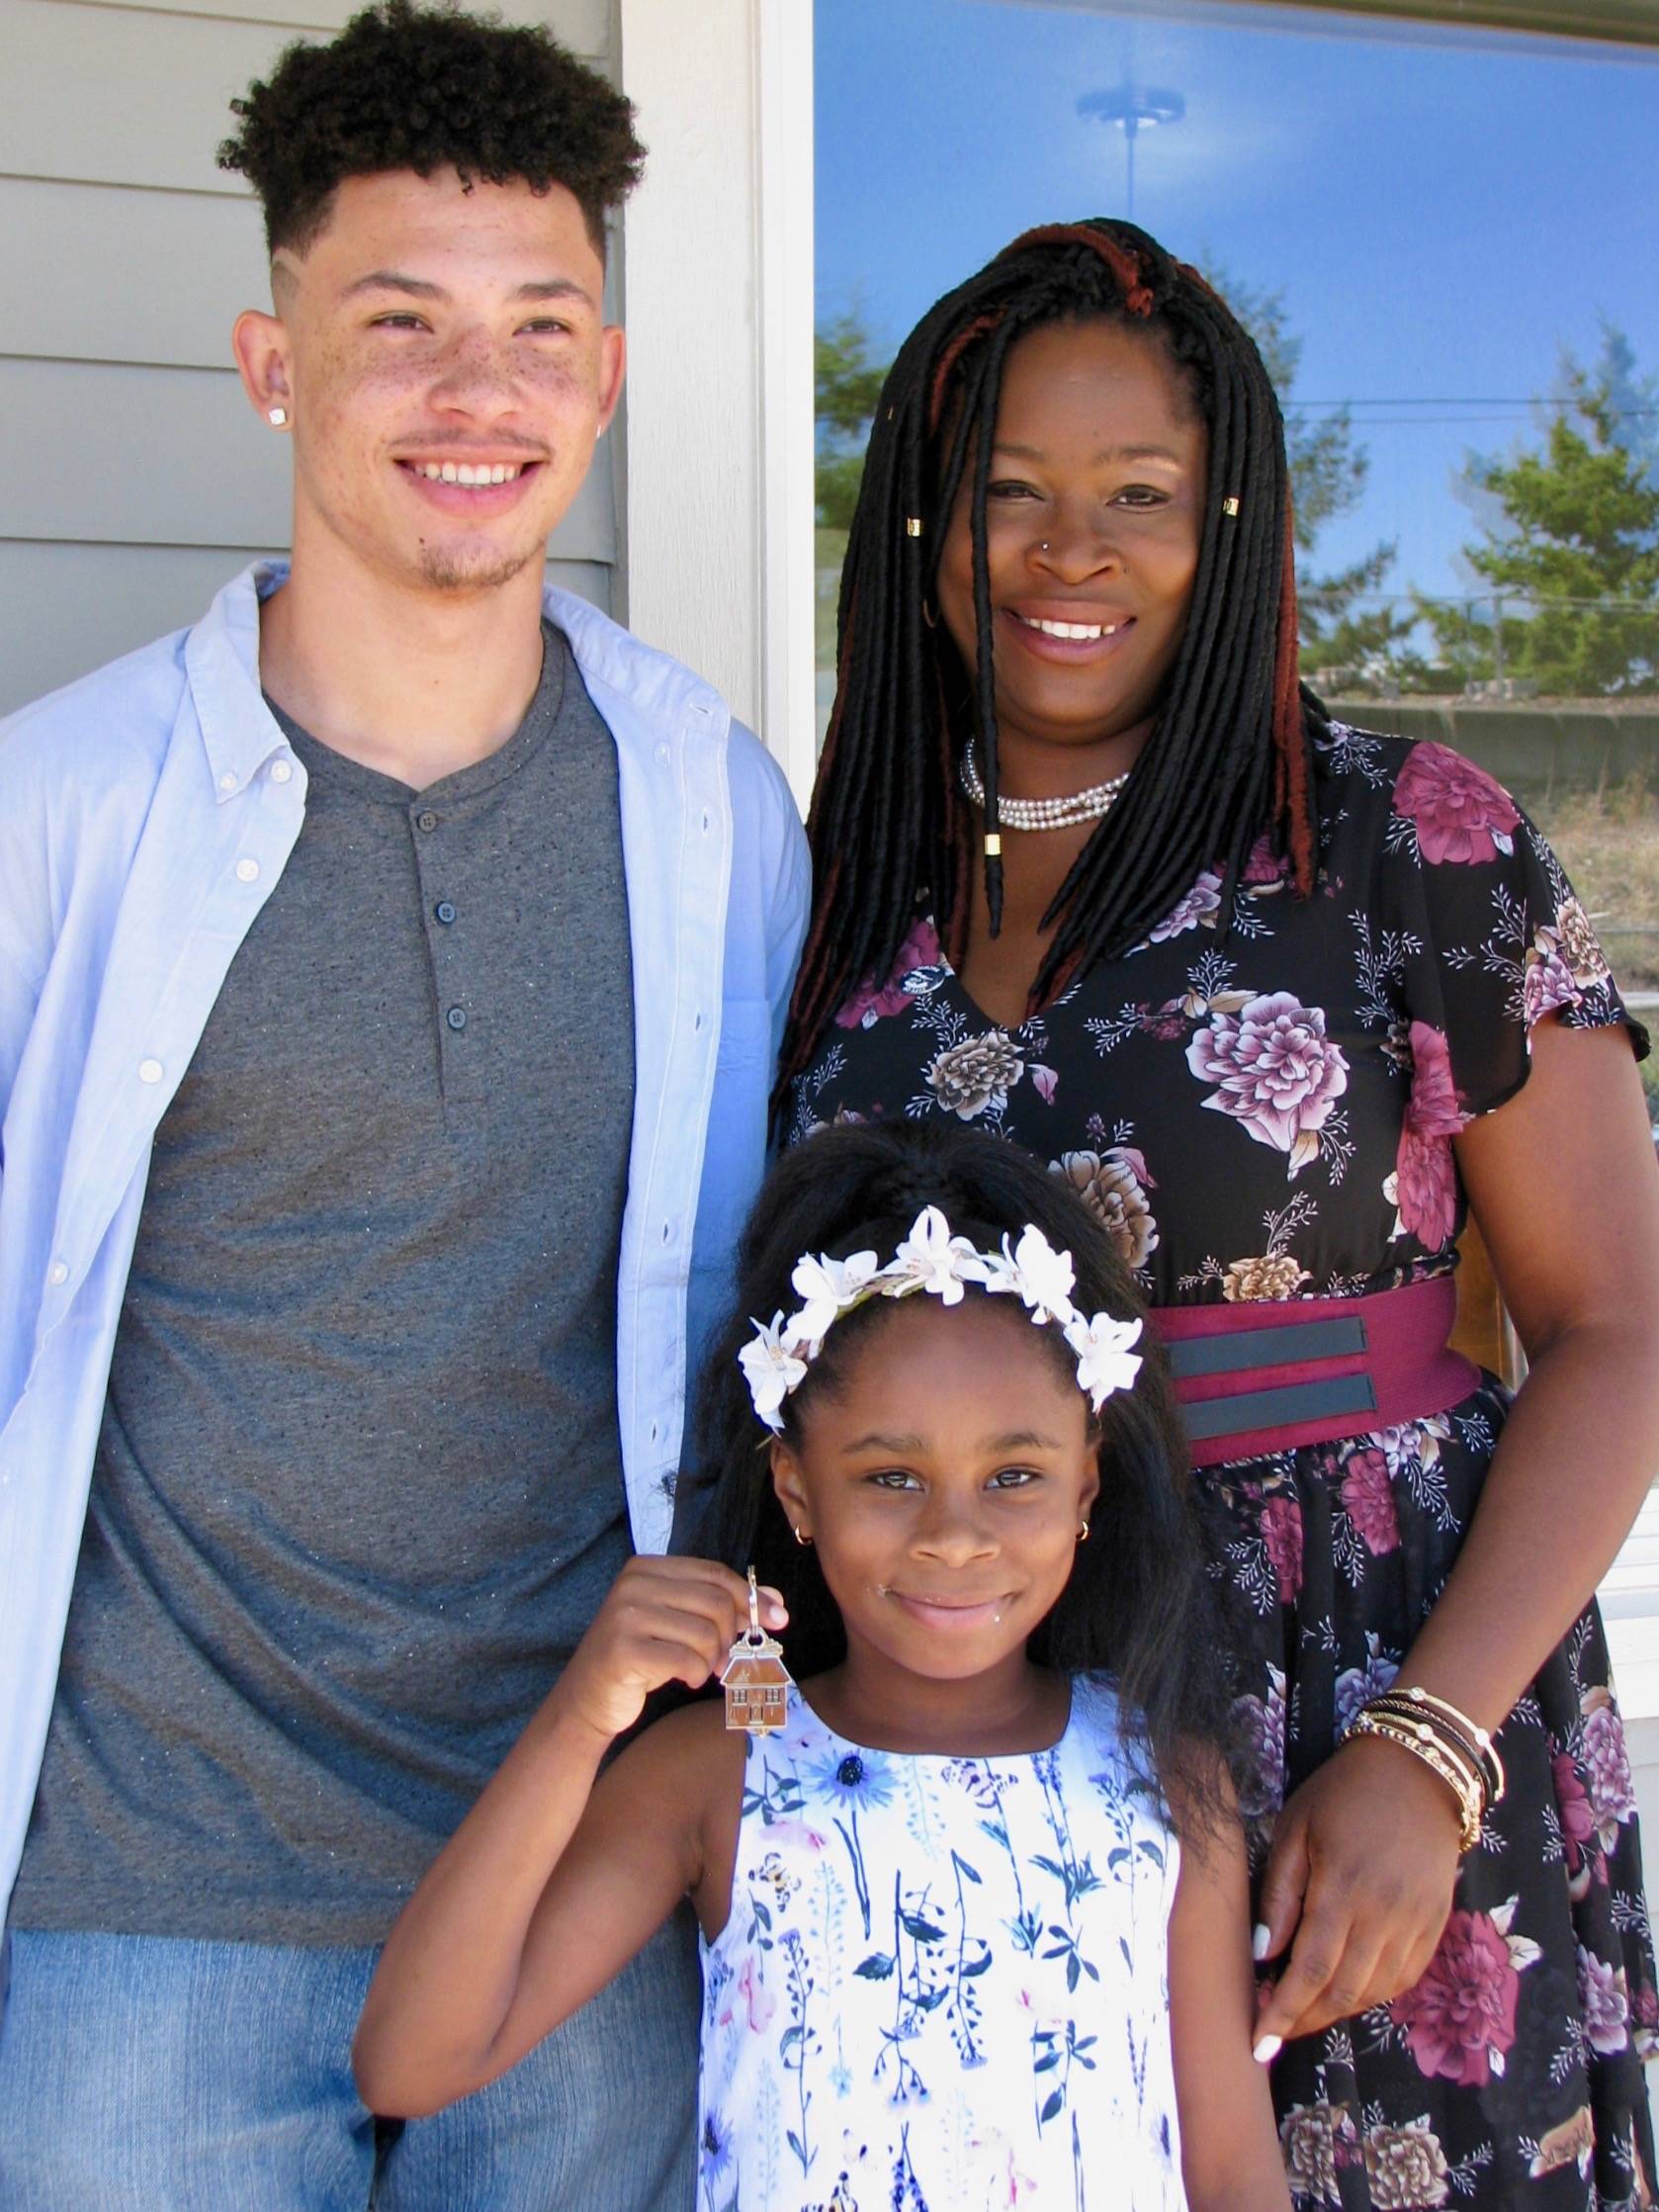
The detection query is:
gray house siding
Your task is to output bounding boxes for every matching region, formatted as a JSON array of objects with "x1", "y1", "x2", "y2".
[{"x1": 0, "y1": 0, "x2": 619, "y2": 715}]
